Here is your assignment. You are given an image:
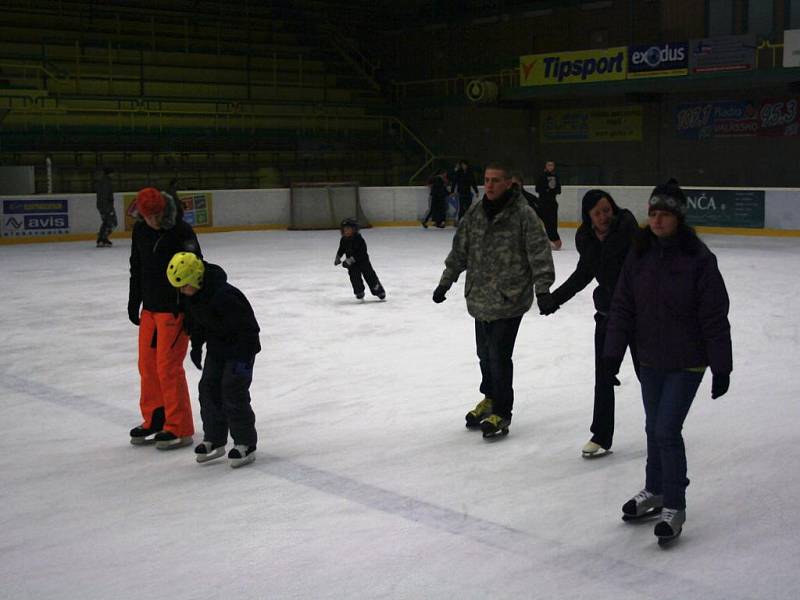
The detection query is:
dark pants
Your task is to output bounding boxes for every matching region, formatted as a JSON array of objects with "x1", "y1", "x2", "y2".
[
  {"x1": 475, "y1": 315, "x2": 523, "y2": 420},
  {"x1": 457, "y1": 194, "x2": 472, "y2": 221},
  {"x1": 639, "y1": 366, "x2": 704, "y2": 510},
  {"x1": 198, "y1": 353, "x2": 257, "y2": 448},
  {"x1": 538, "y1": 199, "x2": 560, "y2": 242},
  {"x1": 97, "y1": 209, "x2": 117, "y2": 242},
  {"x1": 347, "y1": 260, "x2": 383, "y2": 297},
  {"x1": 424, "y1": 196, "x2": 447, "y2": 226},
  {"x1": 590, "y1": 313, "x2": 639, "y2": 449}
]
